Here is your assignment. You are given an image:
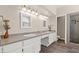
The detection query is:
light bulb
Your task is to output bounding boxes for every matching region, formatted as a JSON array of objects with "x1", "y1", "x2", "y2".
[
  {"x1": 22, "y1": 7, "x2": 26, "y2": 11},
  {"x1": 31, "y1": 11, "x2": 35, "y2": 15},
  {"x1": 35, "y1": 12, "x2": 38, "y2": 16},
  {"x1": 27, "y1": 10, "x2": 31, "y2": 13}
]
